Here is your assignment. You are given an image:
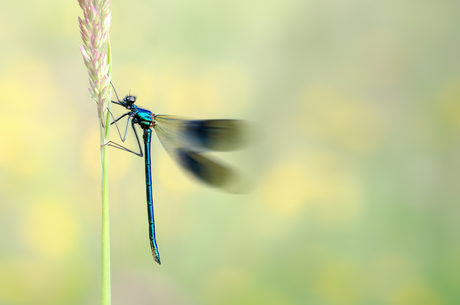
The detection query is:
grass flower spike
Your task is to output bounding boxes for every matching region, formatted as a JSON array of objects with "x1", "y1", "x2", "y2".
[
  {"x1": 78, "y1": 0, "x2": 112, "y2": 123},
  {"x1": 78, "y1": 0, "x2": 112, "y2": 304}
]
